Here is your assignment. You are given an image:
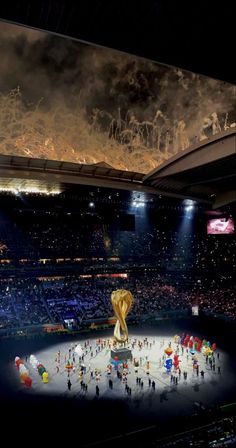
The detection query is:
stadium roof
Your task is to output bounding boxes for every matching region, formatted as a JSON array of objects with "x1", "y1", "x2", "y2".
[
  {"x1": 144, "y1": 128, "x2": 236, "y2": 208},
  {"x1": 0, "y1": 154, "x2": 146, "y2": 195},
  {"x1": 0, "y1": 129, "x2": 236, "y2": 206}
]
